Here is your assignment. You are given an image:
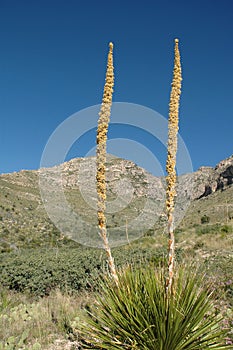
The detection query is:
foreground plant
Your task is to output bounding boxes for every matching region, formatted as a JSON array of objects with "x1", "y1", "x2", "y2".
[
  {"x1": 81, "y1": 39, "x2": 232, "y2": 350},
  {"x1": 96, "y1": 42, "x2": 118, "y2": 285},
  {"x1": 166, "y1": 38, "x2": 182, "y2": 292},
  {"x1": 80, "y1": 265, "x2": 230, "y2": 349}
]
